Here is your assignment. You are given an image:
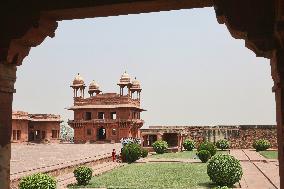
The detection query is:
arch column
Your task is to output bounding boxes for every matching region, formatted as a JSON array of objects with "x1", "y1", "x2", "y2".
[
  {"x1": 0, "y1": 63, "x2": 17, "y2": 189},
  {"x1": 271, "y1": 49, "x2": 284, "y2": 188}
]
